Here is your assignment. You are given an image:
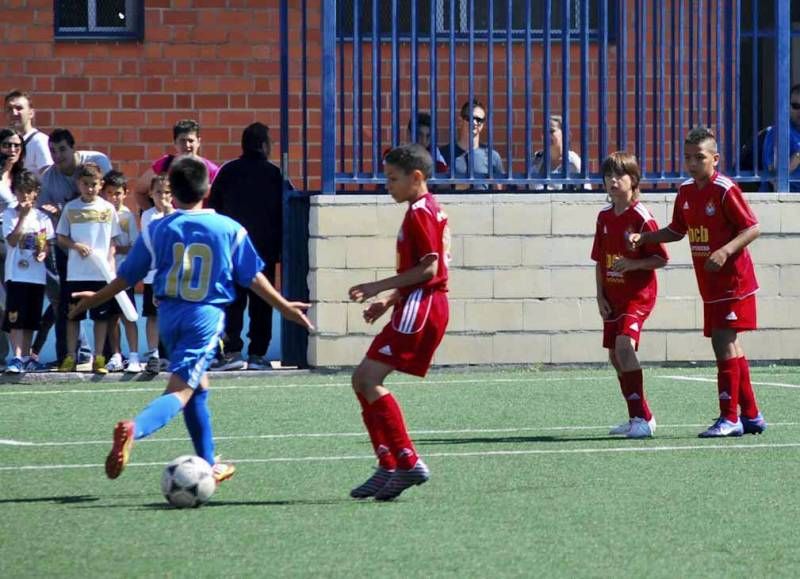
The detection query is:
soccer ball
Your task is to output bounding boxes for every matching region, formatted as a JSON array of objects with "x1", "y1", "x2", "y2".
[{"x1": 161, "y1": 455, "x2": 216, "y2": 508}]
